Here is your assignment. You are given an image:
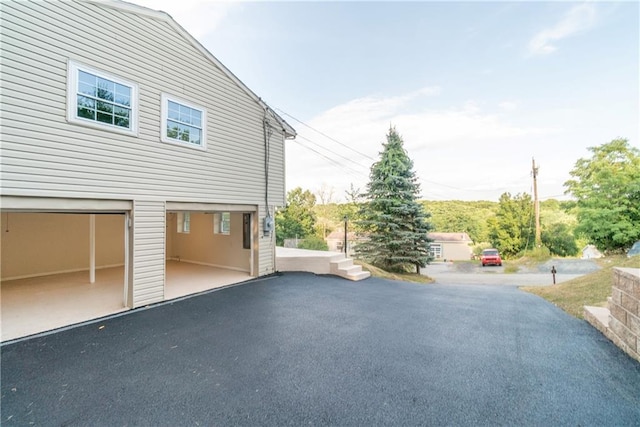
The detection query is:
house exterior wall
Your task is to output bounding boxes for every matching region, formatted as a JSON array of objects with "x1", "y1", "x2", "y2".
[
  {"x1": 258, "y1": 204, "x2": 277, "y2": 276},
  {"x1": 1, "y1": 0, "x2": 286, "y2": 206},
  {"x1": 0, "y1": 213, "x2": 124, "y2": 280},
  {"x1": 440, "y1": 242, "x2": 473, "y2": 261},
  {"x1": 0, "y1": 1, "x2": 290, "y2": 283},
  {"x1": 131, "y1": 200, "x2": 165, "y2": 307}
]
